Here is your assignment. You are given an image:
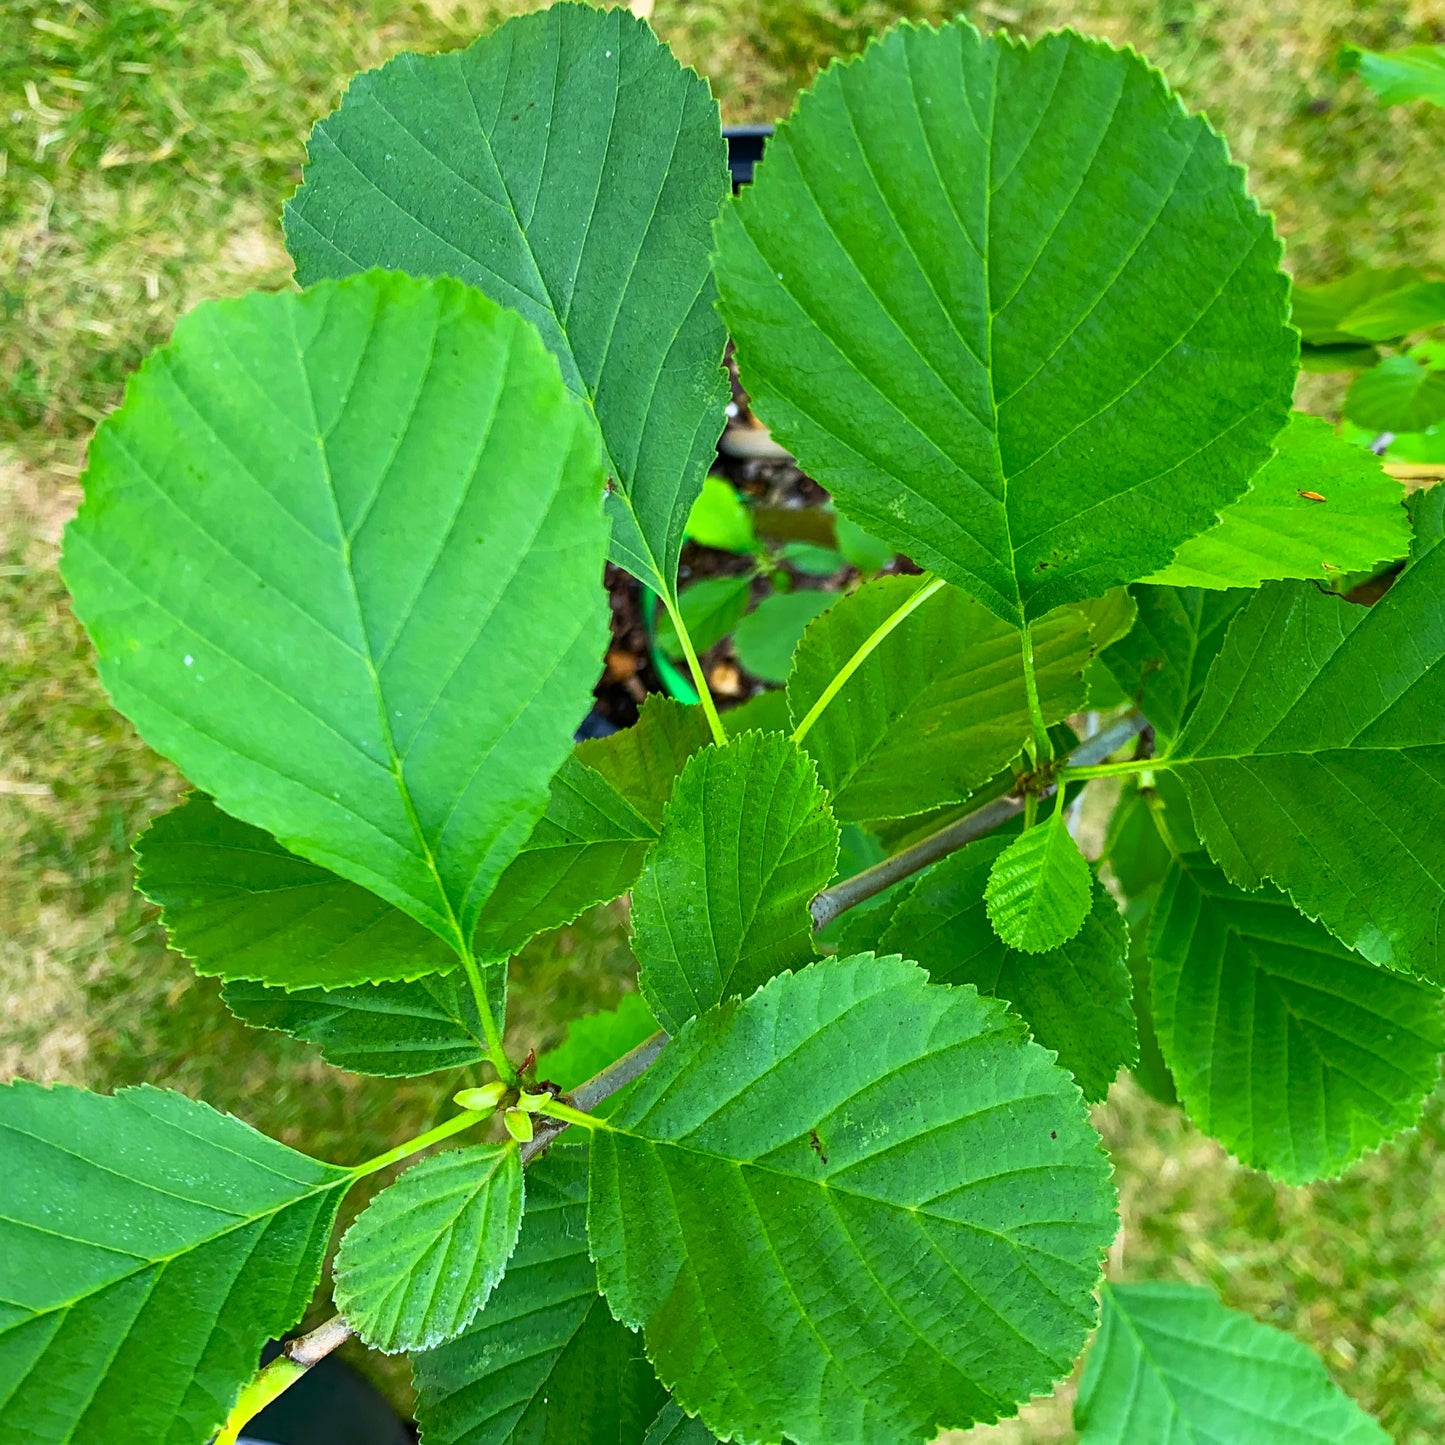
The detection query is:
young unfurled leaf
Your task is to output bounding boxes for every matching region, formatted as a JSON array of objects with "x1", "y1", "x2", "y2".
[
  {"x1": 413, "y1": 1145, "x2": 665, "y2": 1445},
  {"x1": 63, "y1": 273, "x2": 609, "y2": 954},
  {"x1": 985, "y1": 807, "x2": 1093, "y2": 953},
  {"x1": 1146, "y1": 414, "x2": 1409, "y2": 590},
  {"x1": 882, "y1": 836, "x2": 1136, "y2": 1101},
  {"x1": 588, "y1": 954, "x2": 1117, "y2": 1443},
  {"x1": 1345, "y1": 354, "x2": 1445, "y2": 433},
  {"x1": 731, "y1": 587, "x2": 834, "y2": 683},
  {"x1": 786, "y1": 574, "x2": 1098, "y2": 820},
  {"x1": 631, "y1": 732, "x2": 839, "y2": 1032},
  {"x1": 715, "y1": 20, "x2": 1293, "y2": 625},
  {"x1": 334, "y1": 1143, "x2": 524, "y2": 1352},
  {"x1": 0, "y1": 1083, "x2": 352, "y2": 1445},
  {"x1": 1170, "y1": 539, "x2": 1445, "y2": 979},
  {"x1": 1076, "y1": 1282, "x2": 1389, "y2": 1443},
  {"x1": 1149, "y1": 856, "x2": 1442, "y2": 1181},
  {"x1": 285, "y1": 4, "x2": 730, "y2": 597}
]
